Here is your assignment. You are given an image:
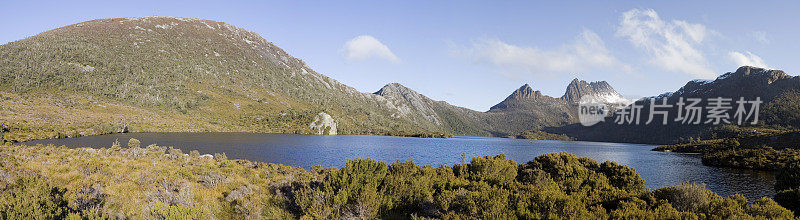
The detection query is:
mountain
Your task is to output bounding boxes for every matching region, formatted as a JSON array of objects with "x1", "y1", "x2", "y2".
[
  {"x1": 370, "y1": 79, "x2": 630, "y2": 137},
  {"x1": 666, "y1": 66, "x2": 797, "y2": 102},
  {"x1": 483, "y1": 80, "x2": 628, "y2": 135},
  {"x1": 0, "y1": 16, "x2": 451, "y2": 141},
  {"x1": 490, "y1": 79, "x2": 629, "y2": 111},
  {"x1": 372, "y1": 83, "x2": 491, "y2": 136},
  {"x1": 490, "y1": 84, "x2": 550, "y2": 110},
  {"x1": 551, "y1": 66, "x2": 800, "y2": 144},
  {"x1": 562, "y1": 79, "x2": 630, "y2": 106},
  {"x1": 0, "y1": 16, "x2": 634, "y2": 142}
]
